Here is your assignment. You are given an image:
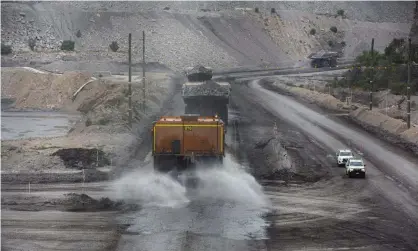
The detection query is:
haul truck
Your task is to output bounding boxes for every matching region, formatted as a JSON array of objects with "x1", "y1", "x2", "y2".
[
  {"x1": 151, "y1": 114, "x2": 226, "y2": 172},
  {"x1": 182, "y1": 65, "x2": 231, "y2": 126}
]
